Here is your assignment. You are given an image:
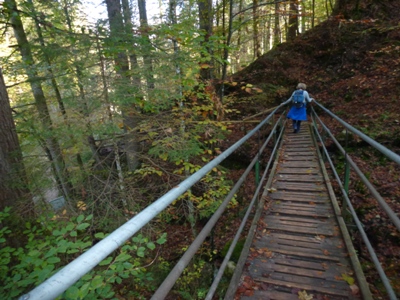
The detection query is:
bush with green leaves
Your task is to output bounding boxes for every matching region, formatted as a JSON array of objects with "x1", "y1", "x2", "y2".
[
  {"x1": 144, "y1": 89, "x2": 237, "y2": 223},
  {"x1": 0, "y1": 207, "x2": 167, "y2": 299}
]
